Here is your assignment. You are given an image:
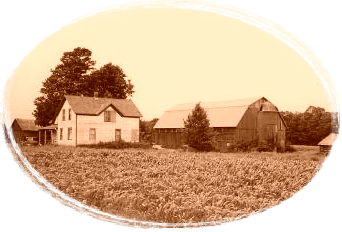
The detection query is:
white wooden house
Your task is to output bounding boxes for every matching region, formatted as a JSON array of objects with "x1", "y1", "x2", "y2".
[{"x1": 53, "y1": 95, "x2": 142, "y2": 146}]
